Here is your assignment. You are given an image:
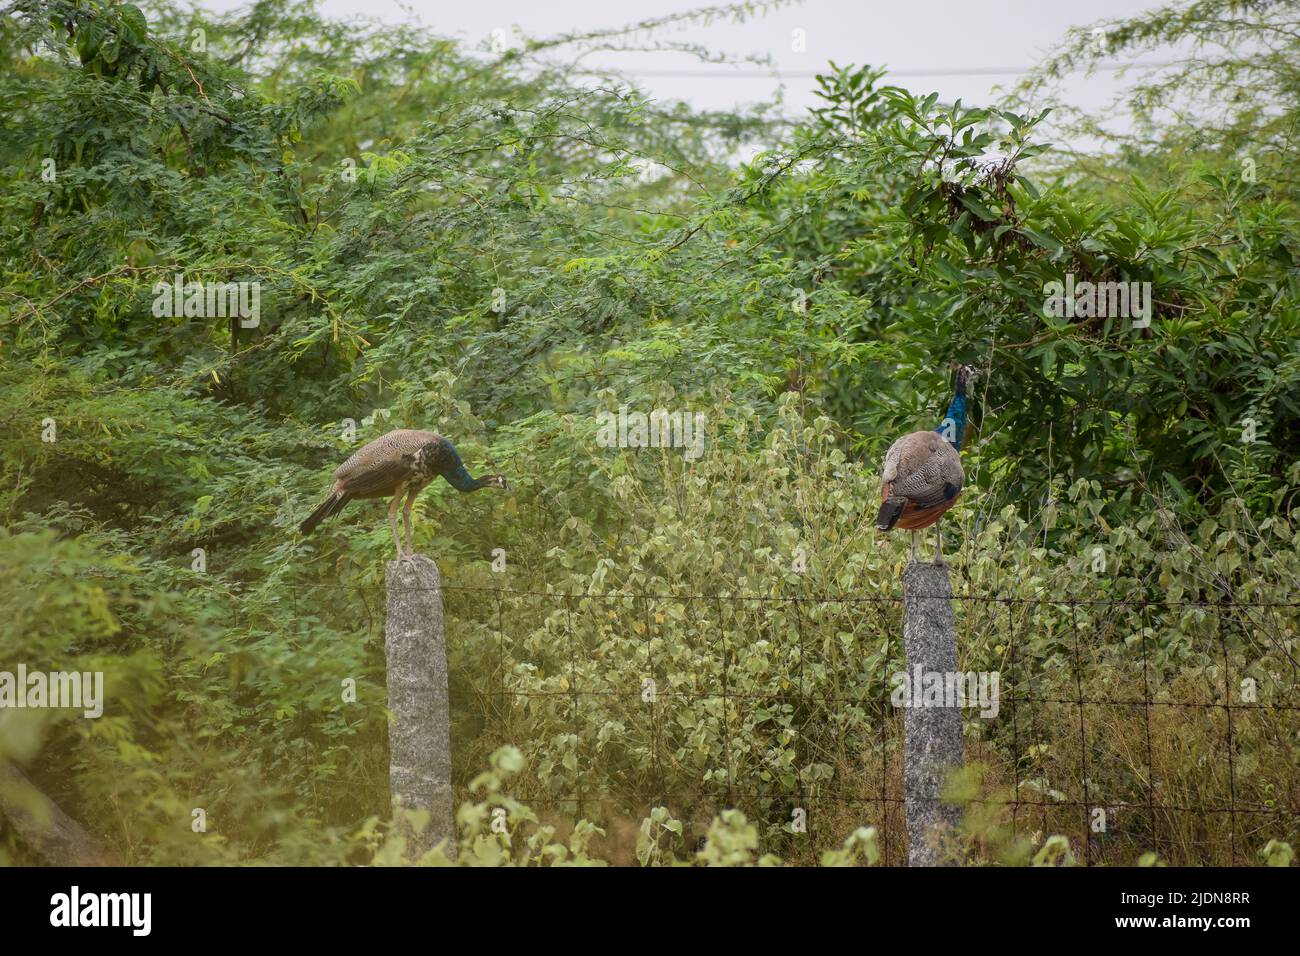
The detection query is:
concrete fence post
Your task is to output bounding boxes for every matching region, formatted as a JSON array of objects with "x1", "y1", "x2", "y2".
[
  {"x1": 901, "y1": 561, "x2": 964, "y2": 866},
  {"x1": 385, "y1": 555, "x2": 455, "y2": 859}
]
